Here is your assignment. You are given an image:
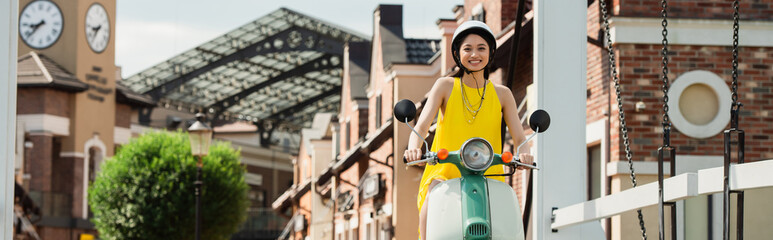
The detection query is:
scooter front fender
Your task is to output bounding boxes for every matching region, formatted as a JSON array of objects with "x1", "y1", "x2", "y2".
[{"x1": 425, "y1": 178, "x2": 525, "y2": 240}]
